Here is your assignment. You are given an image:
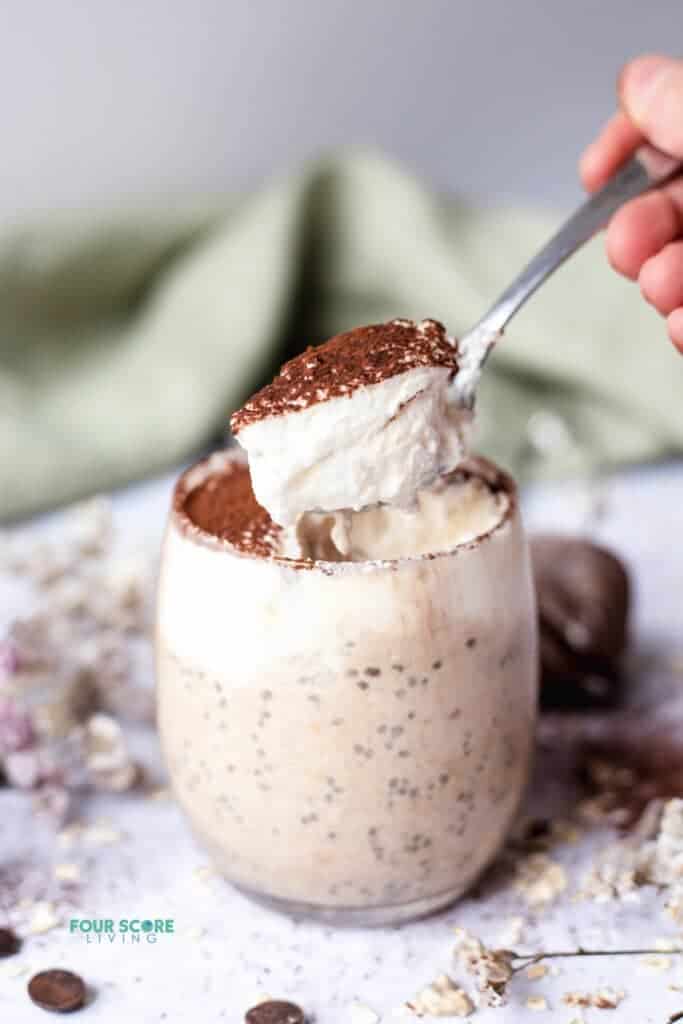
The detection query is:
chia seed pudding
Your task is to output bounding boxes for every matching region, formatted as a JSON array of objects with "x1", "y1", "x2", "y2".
[{"x1": 155, "y1": 450, "x2": 537, "y2": 924}]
